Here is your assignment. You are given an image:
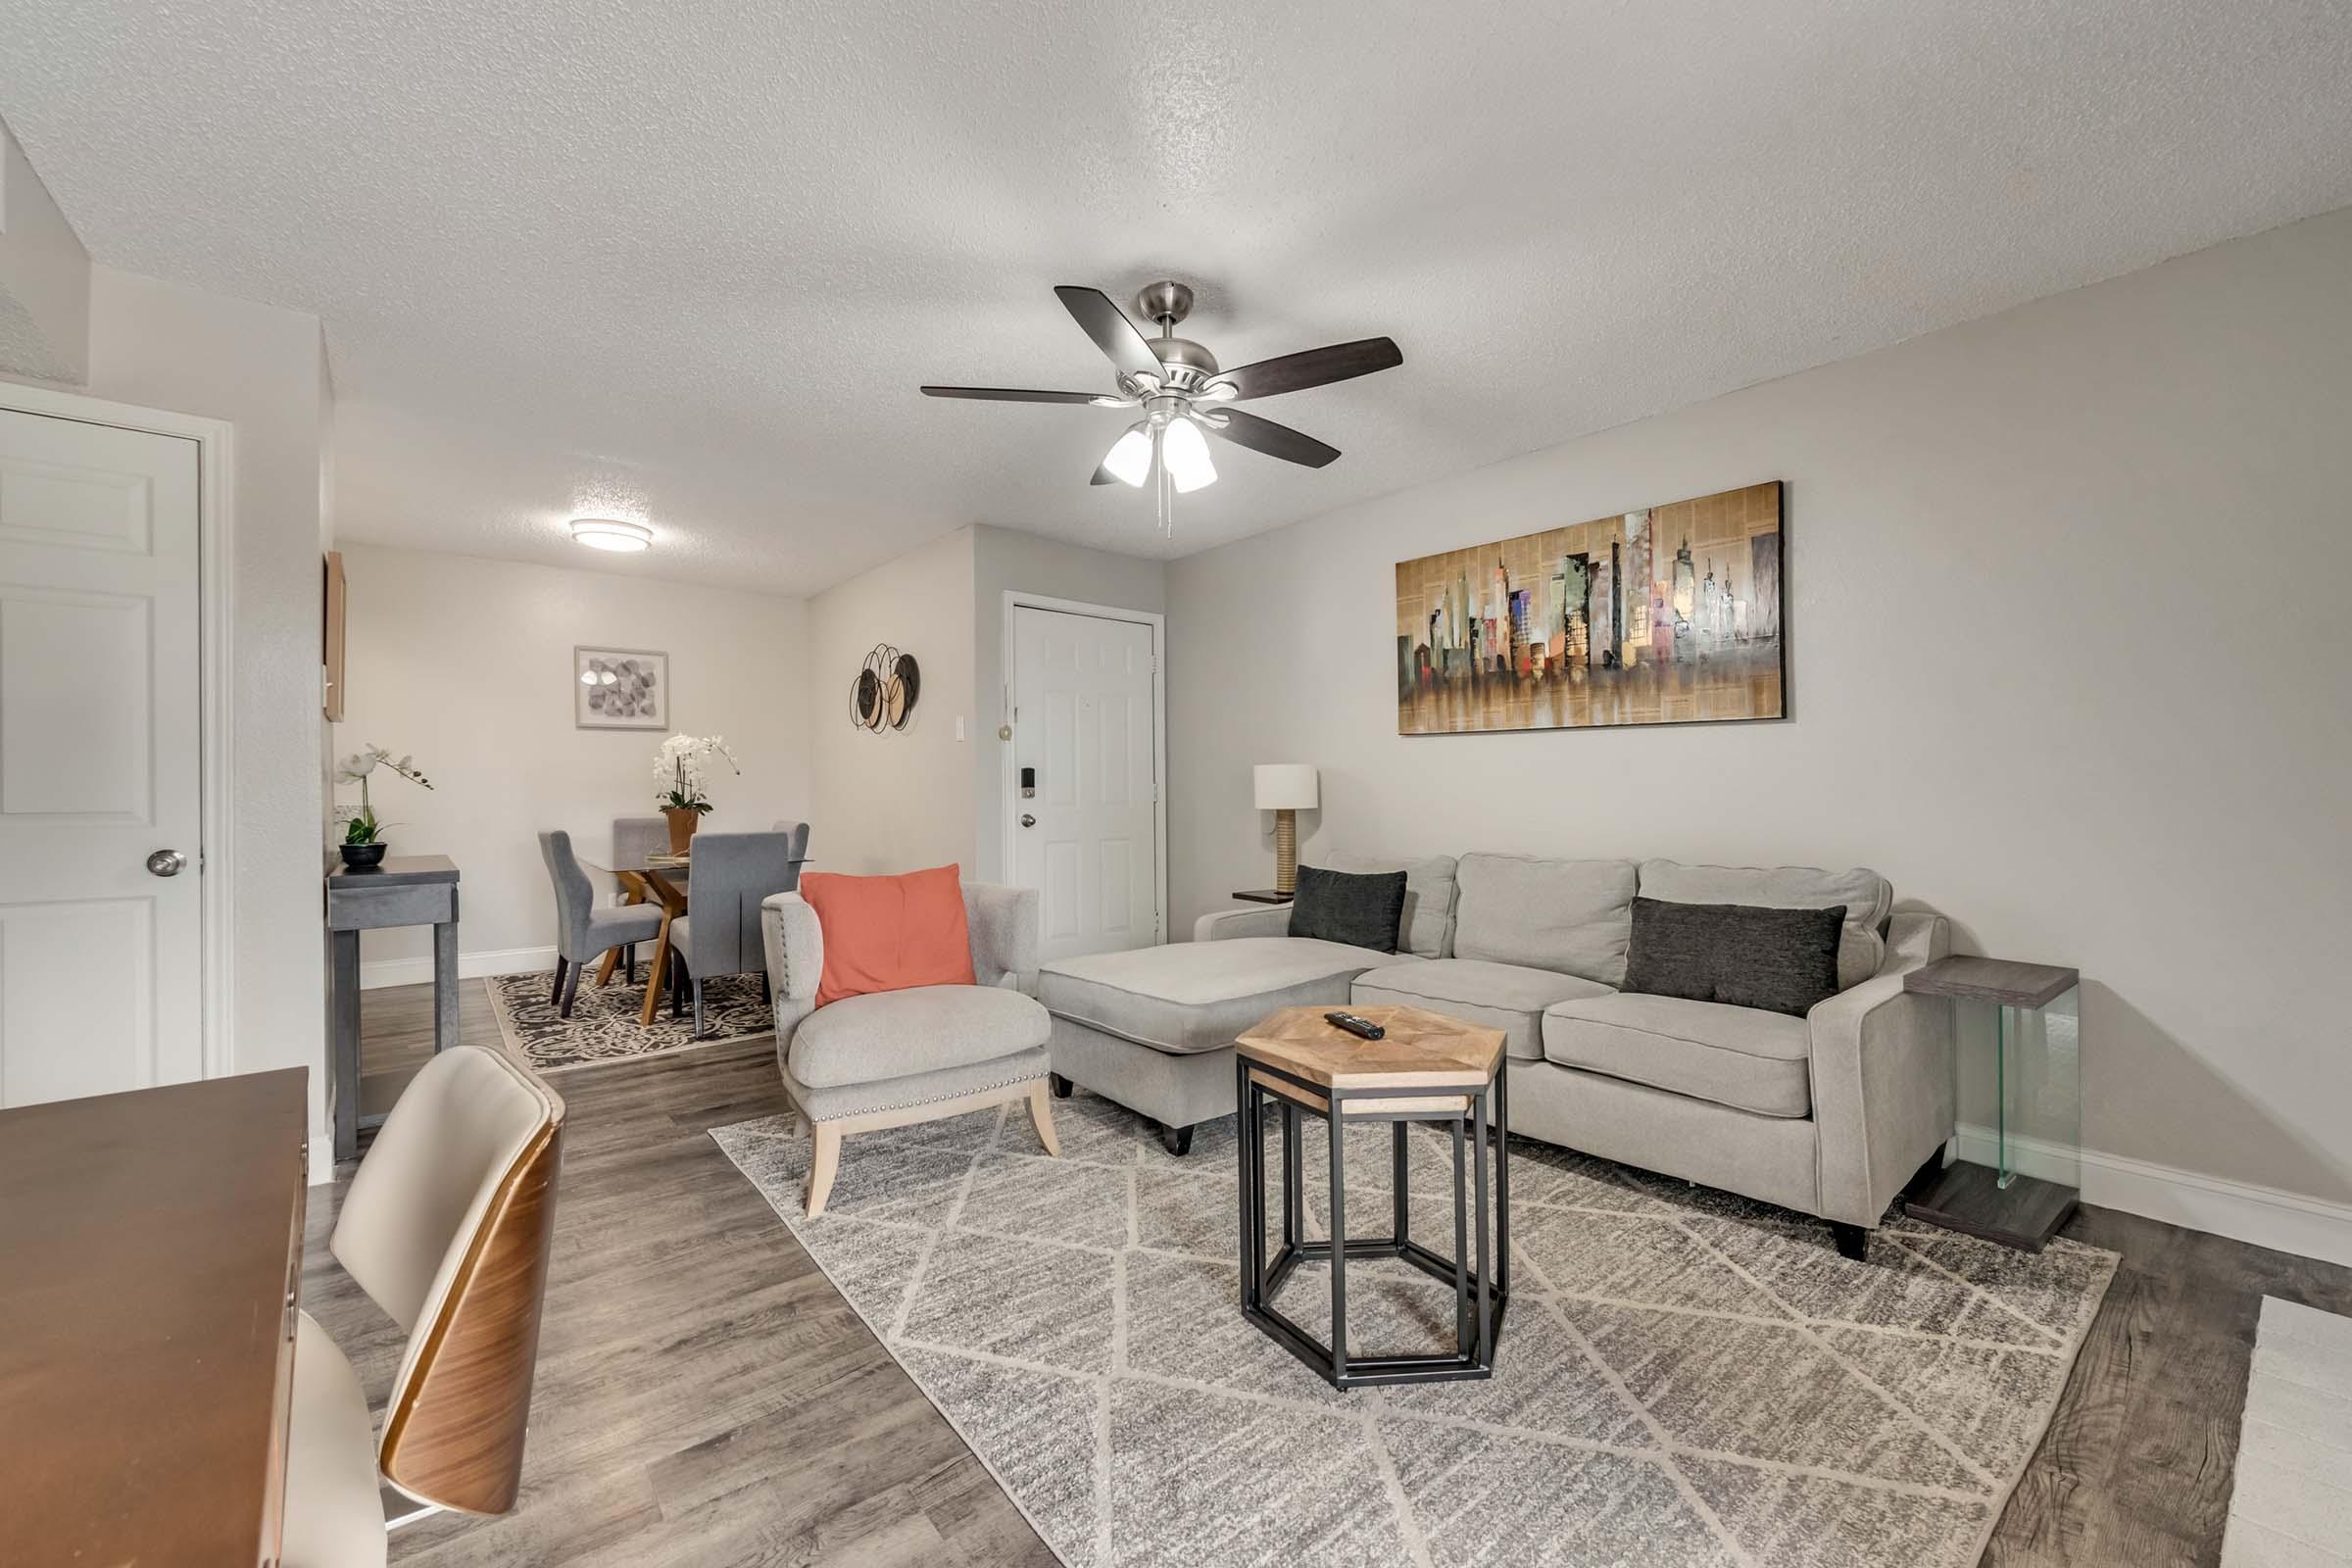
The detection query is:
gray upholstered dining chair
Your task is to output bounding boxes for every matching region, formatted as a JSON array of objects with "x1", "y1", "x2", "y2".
[
  {"x1": 609, "y1": 814, "x2": 684, "y2": 982},
  {"x1": 771, "y1": 819, "x2": 812, "y2": 864},
  {"x1": 664, "y1": 830, "x2": 805, "y2": 1037},
  {"x1": 539, "y1": 829, "x2": 665, "y2": 1016}
]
